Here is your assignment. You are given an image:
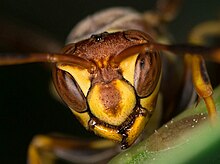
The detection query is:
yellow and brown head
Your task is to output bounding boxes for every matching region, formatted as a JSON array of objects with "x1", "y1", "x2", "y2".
[{"x1": 53, "y1": 30, "x2": 161, "y2": 149}]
